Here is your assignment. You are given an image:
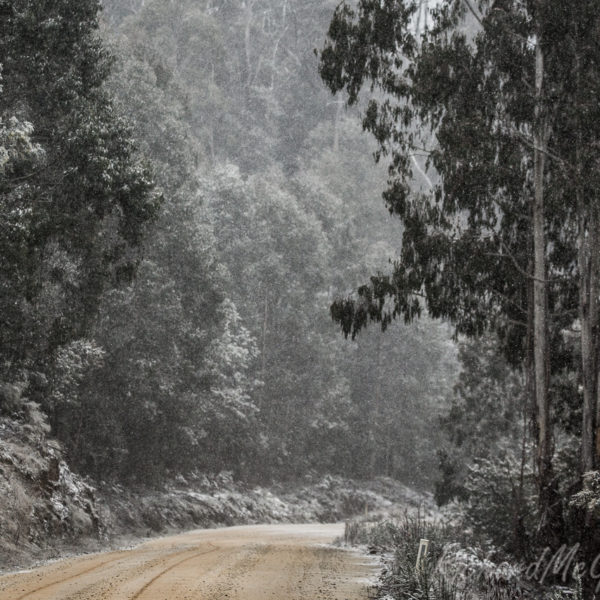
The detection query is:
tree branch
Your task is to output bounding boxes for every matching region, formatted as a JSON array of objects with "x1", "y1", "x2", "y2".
[{"x1": 462, "y1": 0, "x2": 484, "y2": 28}]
